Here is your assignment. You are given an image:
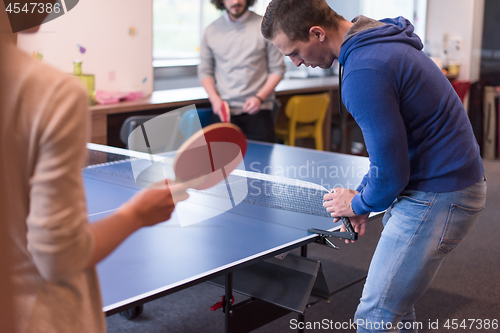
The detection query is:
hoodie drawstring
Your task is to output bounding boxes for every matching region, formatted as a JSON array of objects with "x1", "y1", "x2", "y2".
[{"x1": 338, "y1": 63, "x2": 344, "y2": 118}]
